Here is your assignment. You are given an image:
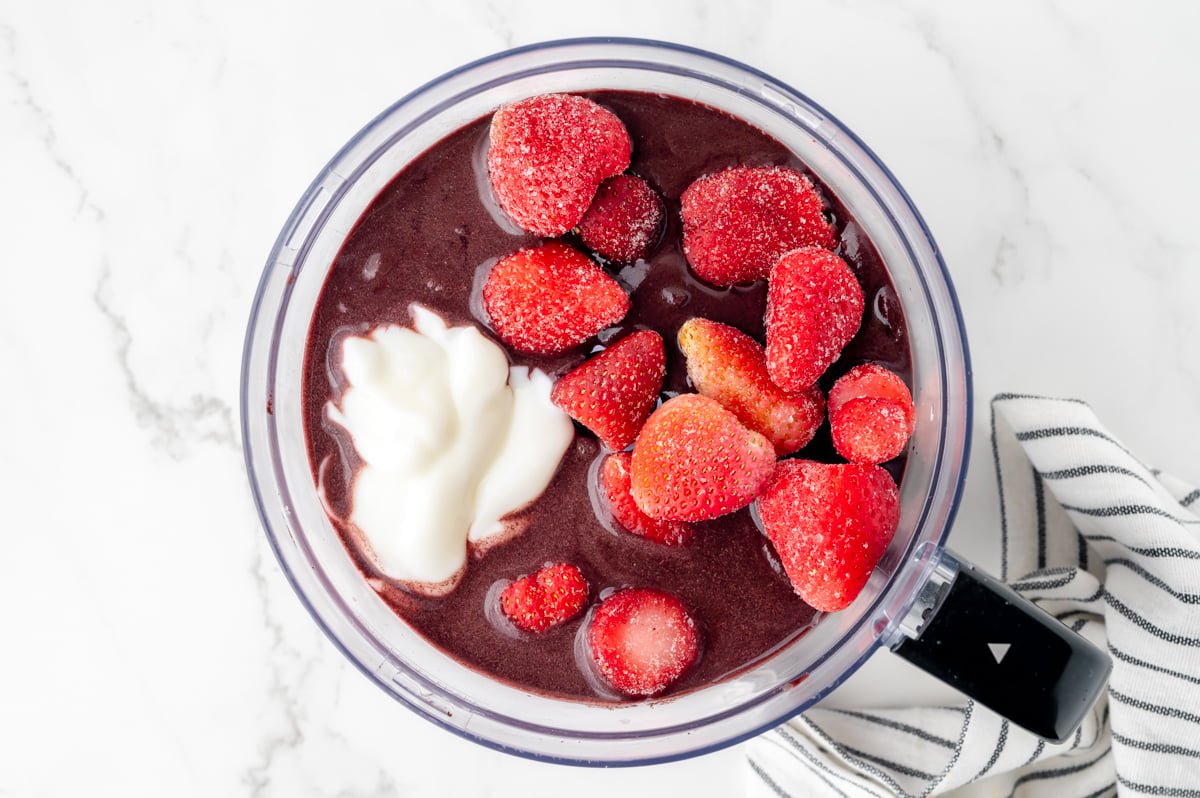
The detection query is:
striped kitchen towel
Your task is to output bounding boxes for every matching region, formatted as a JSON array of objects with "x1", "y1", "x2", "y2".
[{"x1": 747, "y1": 393, "x2": 1200, "y2": 797}]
